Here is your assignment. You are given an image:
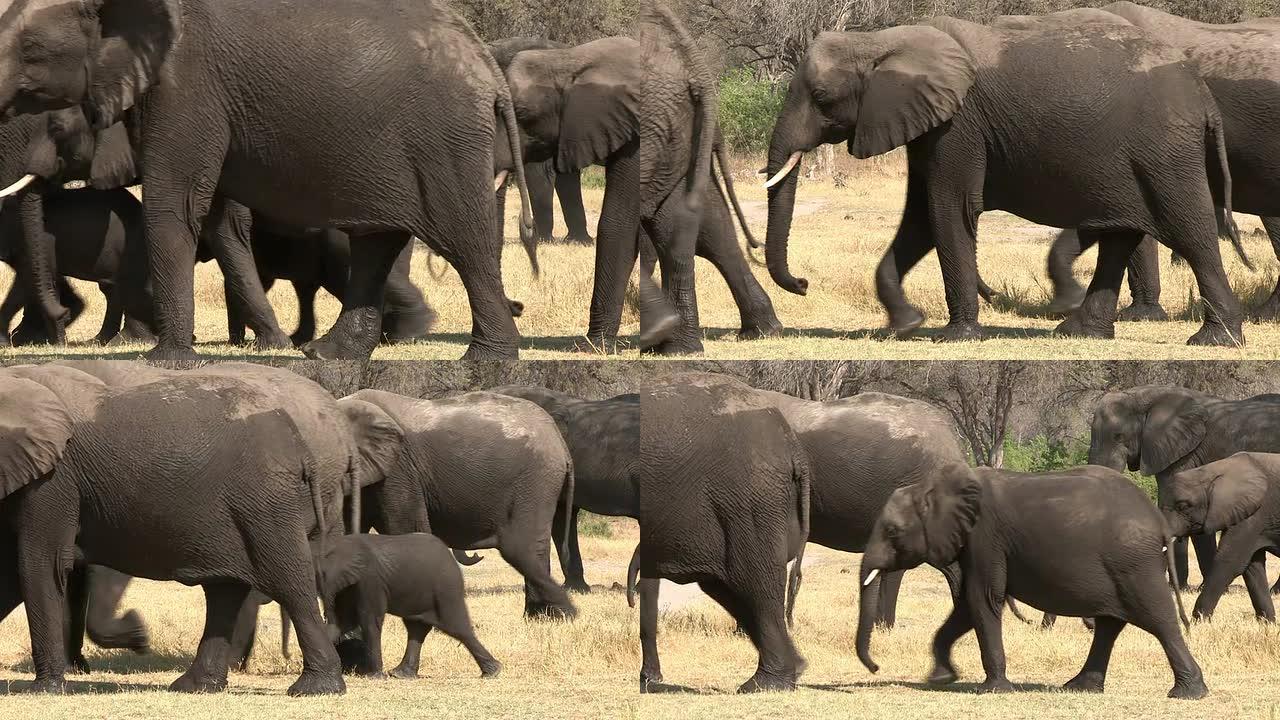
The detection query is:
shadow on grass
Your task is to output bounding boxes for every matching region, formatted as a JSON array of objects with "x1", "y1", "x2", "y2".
[
  {"x1": 641, "y1": 680, "x2": 723, "y2": 695},
  {"x1": 804, "y1": 679, "x2": 1062, "y2": 694},
  {"x1": 0, "y1": 678, "x2": 168, "y2": 695},
  {"x1": 701, "y1": 323, "x2": 1057, "y2": 344},
  {"x1": 9, "y1": 648, "x2": 196, "y2": 676}
]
